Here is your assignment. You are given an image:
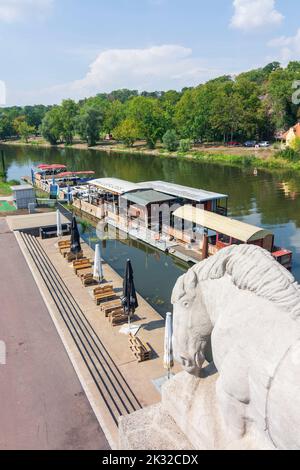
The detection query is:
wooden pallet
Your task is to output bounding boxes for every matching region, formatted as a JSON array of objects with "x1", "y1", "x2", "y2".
[
  {"x1": 108, "y1": 308, "x2": 128, "y2": 326},
  {"x1": 100, "y1": 299, "x2": 123, "y2": 317},
  {"x1": 129, "y1": 333, "x2": 152, "y2": 363},
  {"x1": 94, "y1": 290, "x2": 116, "y2": 305}
]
